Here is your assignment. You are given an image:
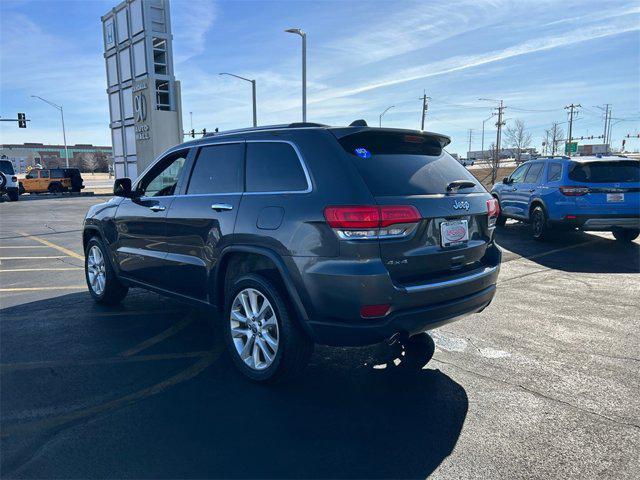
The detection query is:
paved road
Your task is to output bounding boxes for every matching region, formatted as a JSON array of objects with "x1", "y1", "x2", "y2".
[{"x1": 1, "y1": 196, "x2": 638, "y2": 479}]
